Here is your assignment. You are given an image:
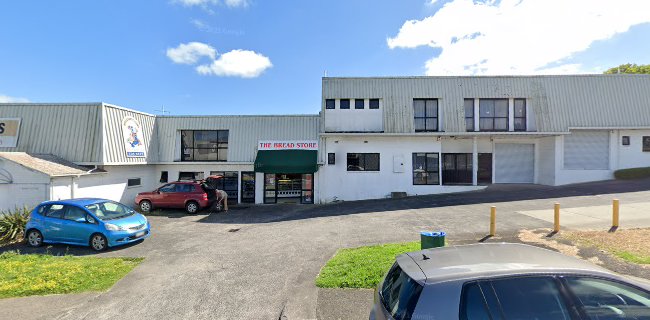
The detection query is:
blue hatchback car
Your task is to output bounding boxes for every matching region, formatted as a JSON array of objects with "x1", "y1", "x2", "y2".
[{"x1": 25, "y1": 198, "x2": 150, "y2": 251}]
